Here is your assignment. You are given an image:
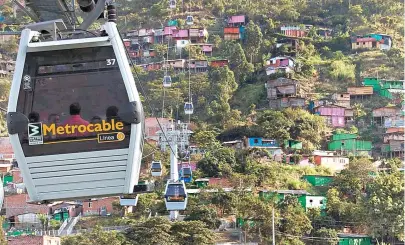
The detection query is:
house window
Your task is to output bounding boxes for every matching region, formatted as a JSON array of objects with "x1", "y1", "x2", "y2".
[
  {"x1": 88, "y1": 202, "x2": 92, "y2": 208},
  {"x1": 320, "y1": 200, "x2": 323, "y2": 205},
  {"x1": 254, "y1": 139, "x2": 259, "y2": 144},
  {"x1": 356, "y1": 42, "x2": 359, "y2": 45},
  {"x1": 363, "y1": 42, "x2": 365, "y2": 45}
]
